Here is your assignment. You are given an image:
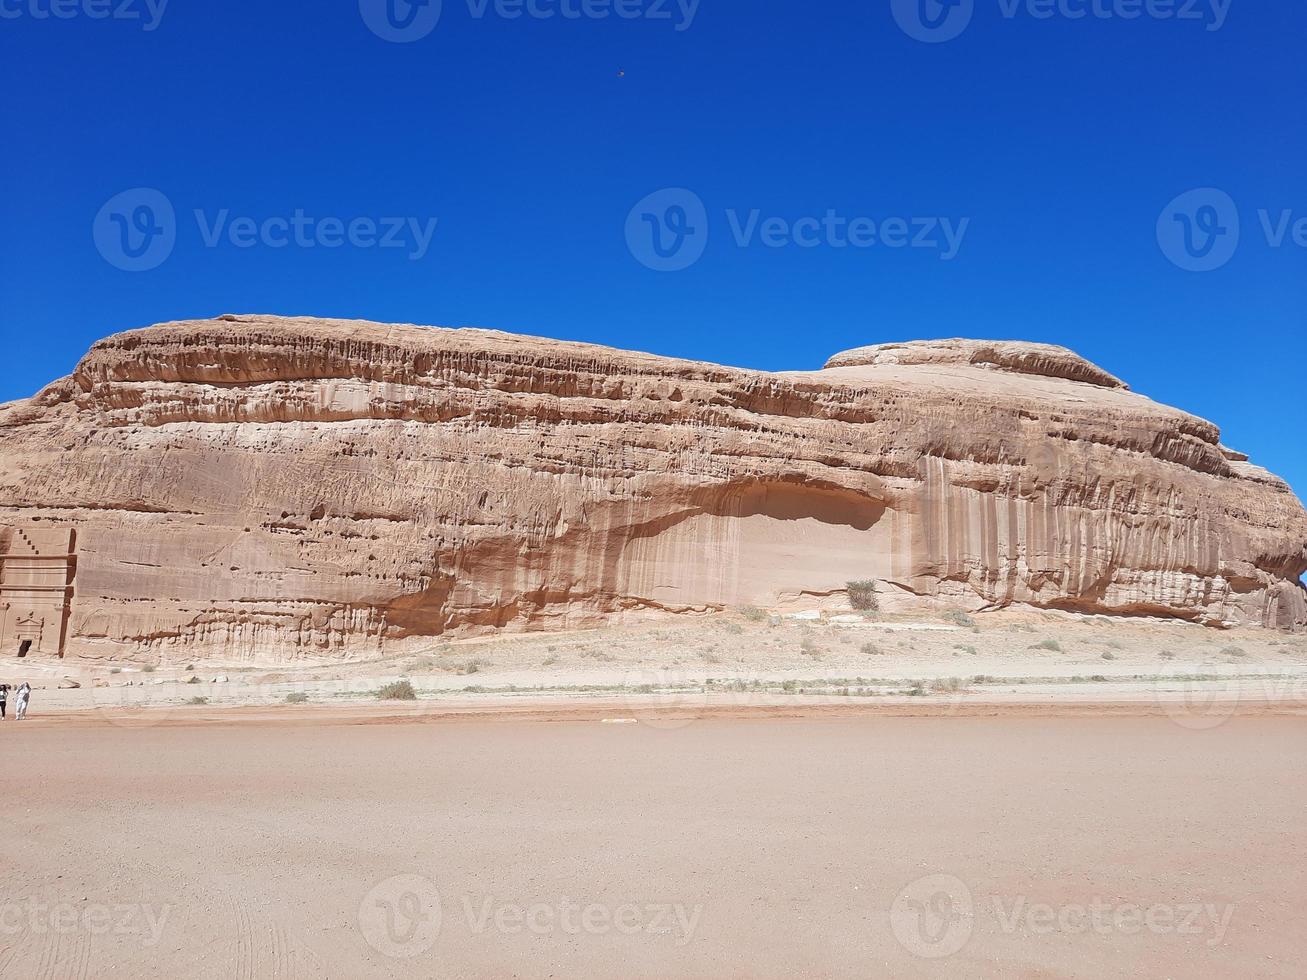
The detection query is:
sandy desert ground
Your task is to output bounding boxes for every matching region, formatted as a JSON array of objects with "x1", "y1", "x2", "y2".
[
  {"x1": 2, "y1": 712, "x2": 1304, "y2": 978},
  {"x1": 4, "y1": 607, "x2": 1306, "y2": 977},
  {"x1": 6, "y1": 606, "x2": 1307, "y2": 728}
]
